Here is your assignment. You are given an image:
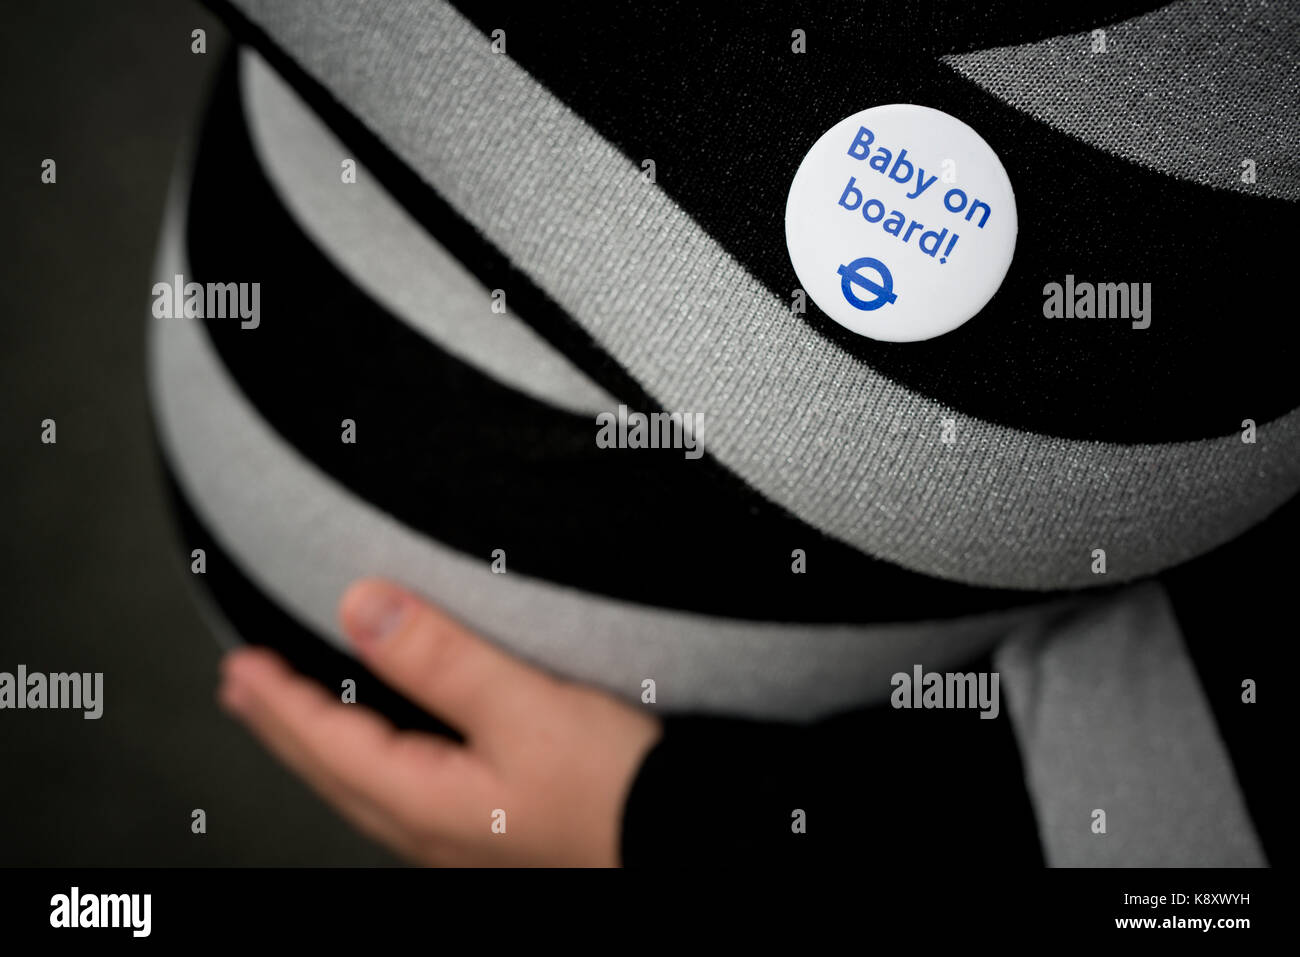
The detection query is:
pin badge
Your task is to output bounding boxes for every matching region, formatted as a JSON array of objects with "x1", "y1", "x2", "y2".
[{"x1": 785, "y1": 104, "x2": 1018, "y2": 342}]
